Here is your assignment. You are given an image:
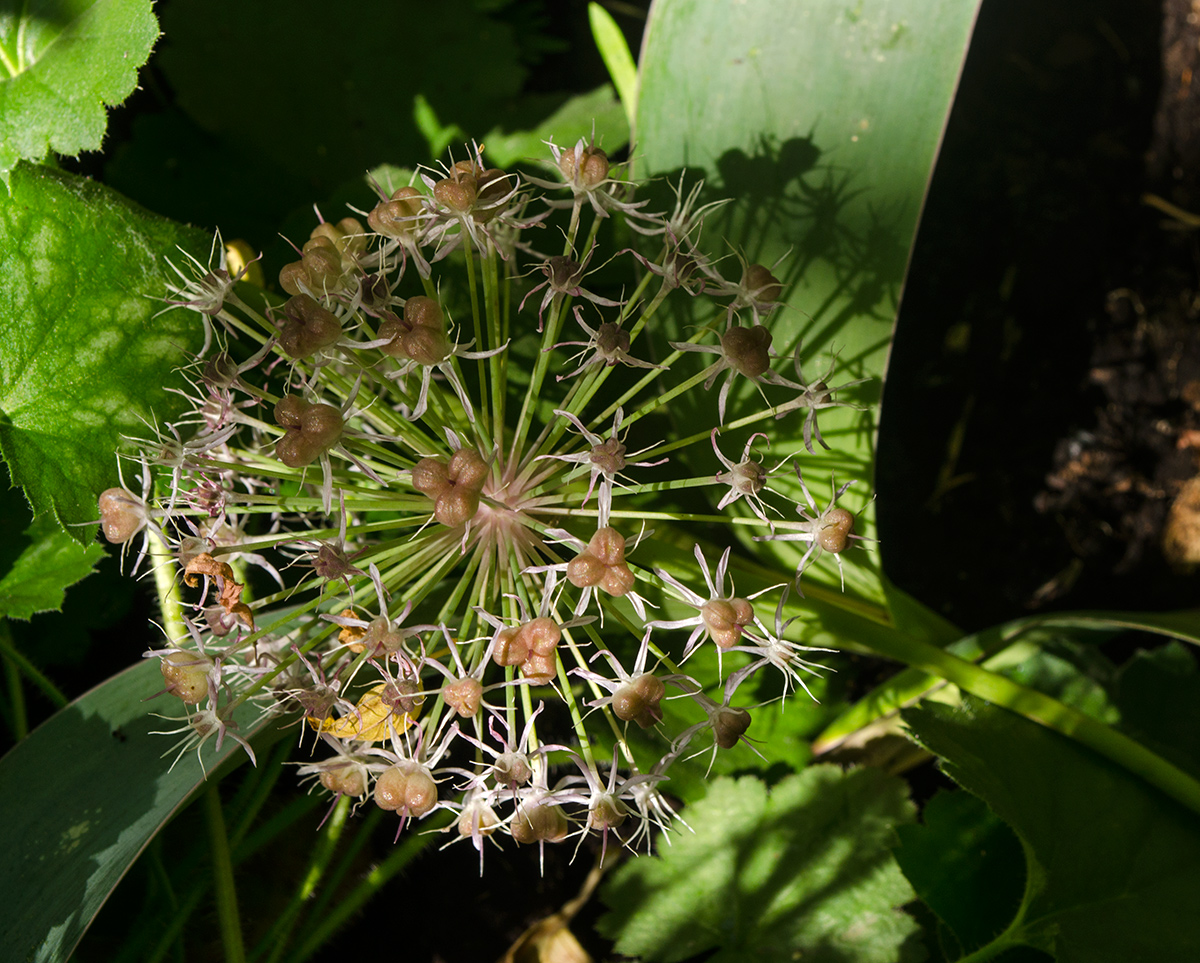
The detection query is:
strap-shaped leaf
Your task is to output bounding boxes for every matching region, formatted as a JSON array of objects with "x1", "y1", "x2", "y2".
[
  {"x1": 634, "y1": 0, "x2": 982, "y2": 607},
  {"x1": 0, "y1": 658, "x2": 268, "y2": 963}
]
